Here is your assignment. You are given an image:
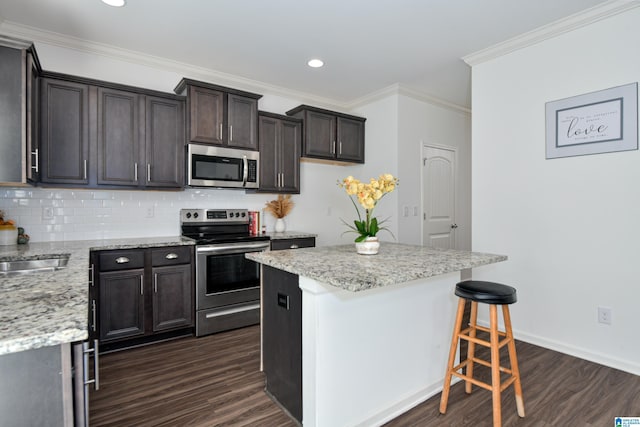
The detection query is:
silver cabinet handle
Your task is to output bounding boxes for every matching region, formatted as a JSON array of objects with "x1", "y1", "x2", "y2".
[
  {"x1": 91, "y1": 299, "x2": 97, "y2": 332},
  {"x1": 32, "y1": 149, "x2": 39, "y2": 173},
  {"x1": 140, "y1": 275, "x2": 144, "y2": 295},
  {"x1": 332, "y1": 140, "x2": 336, "y2": 154},
  {"x1": 290, "y1": 244, "x2": 299, "y2": 249},
  {"x1": 154, "y1": 273, "x2": 158, "y2": 293},
  {"x1": 89, "y1": 264, "x2": 95, "y2": 287},
  {"x1": 82, "y1": 340, "x2": 99, "y2": 390},
  {"x1": 165, "y1": 253, "x2": 178, "y2": 260},
  {"x1": 83, "y1": 159, "x2": 87, "y2": 180},
  {"x1": 147, "y1": 164, "x2": 151, "y2": 182},
  {"x1": 115, "y1": 257, "x2": 130, "y2": 264},
  {"x1": 229, "y1": 125, "x2": 233, "y2": 142},
  {"x1": 134, "y1": 163, "x2": 138, "y2": 181},
  {"x1": 339, "y1": 141, "x2": 342, "y2": 155},
  {"x1": 219, "y1": 123, "x2": 223, "y2": 139}
]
